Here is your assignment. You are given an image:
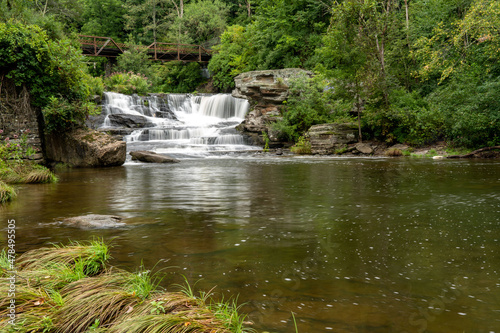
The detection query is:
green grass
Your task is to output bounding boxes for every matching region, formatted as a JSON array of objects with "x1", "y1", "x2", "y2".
[
  {"x1": 0, "y1": 180, "x2": 16, "y2": 203},
  {"x1": 0, "y1": 240, "x2": 250, "y2": 333},
  {"x1": 0, "y1": 162, "x2": 57, "y2": 185}
]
